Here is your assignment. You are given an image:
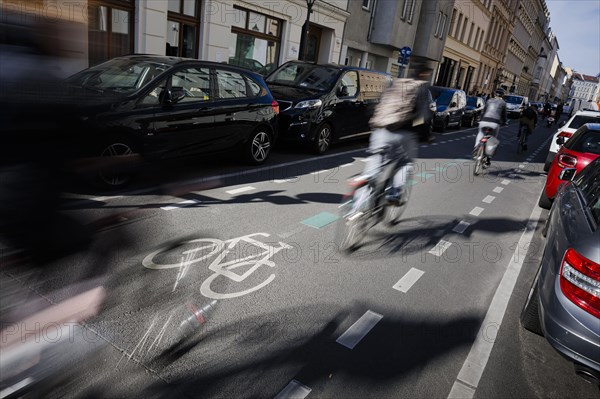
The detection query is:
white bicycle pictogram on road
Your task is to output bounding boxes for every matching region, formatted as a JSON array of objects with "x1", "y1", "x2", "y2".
[{"x1": 142, "y1": 233, "x2": 292, "y2": 299}]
